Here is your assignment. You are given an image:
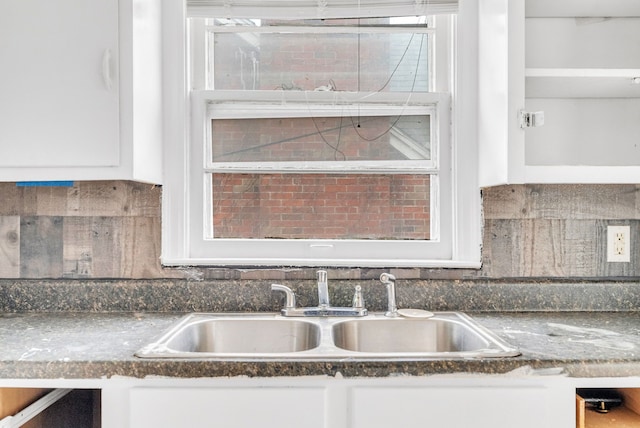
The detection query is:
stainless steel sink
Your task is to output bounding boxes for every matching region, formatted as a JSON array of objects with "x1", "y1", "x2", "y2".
[
  {"x1": 332, "y1": 314, "x2": 508, "y2": 355},
  {"x1": 135, "y1": 312, "x2": 520, "y2": 359},
  {"x1": 136, "y1": 314, "x2": 322, "y2": 357}
]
